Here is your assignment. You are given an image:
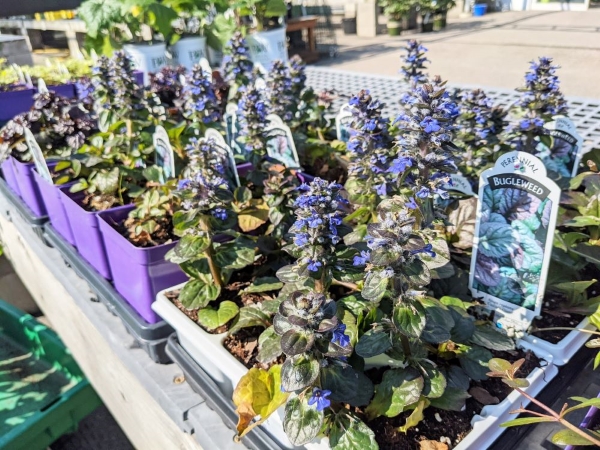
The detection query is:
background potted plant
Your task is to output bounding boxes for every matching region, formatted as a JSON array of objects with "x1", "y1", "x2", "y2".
[
  {"x1": 380, "y1": 0, "x2": 413, "y2": 36},
  {"x1": 78, "y1": 0, "x2": 177, "y2": 84},
  {"x1": 417, "y1": 0, "x2": 437, "y2": 32},
  {"x1": 166, "y1": 0, "x2": 211, "y2": 70},
  {"x1": 232, "y1": 0, "x2": 289, "y2": 67}
]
